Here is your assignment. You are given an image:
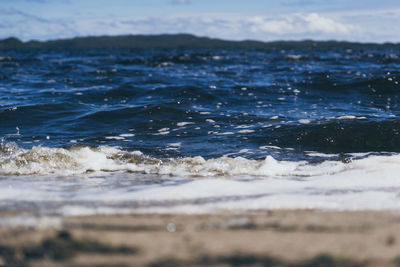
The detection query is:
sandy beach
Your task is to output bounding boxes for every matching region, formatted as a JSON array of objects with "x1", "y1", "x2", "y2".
[{"x1": 1, "y1": 210, "x2": 400, "y2": 266}]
